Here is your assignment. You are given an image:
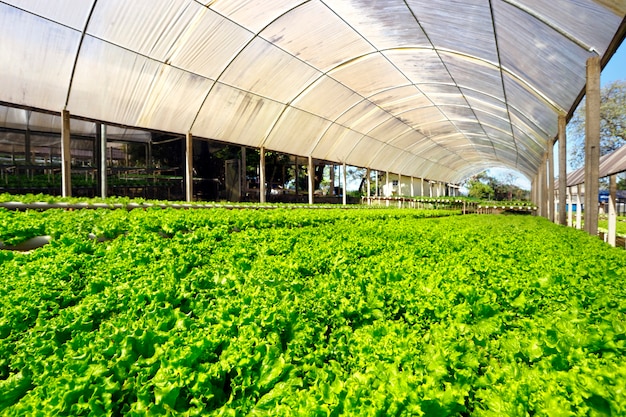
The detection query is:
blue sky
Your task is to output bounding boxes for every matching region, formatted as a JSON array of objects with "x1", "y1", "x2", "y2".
[{"x1": 488, "y1": 41, "x2": 626, "y2": 190}]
